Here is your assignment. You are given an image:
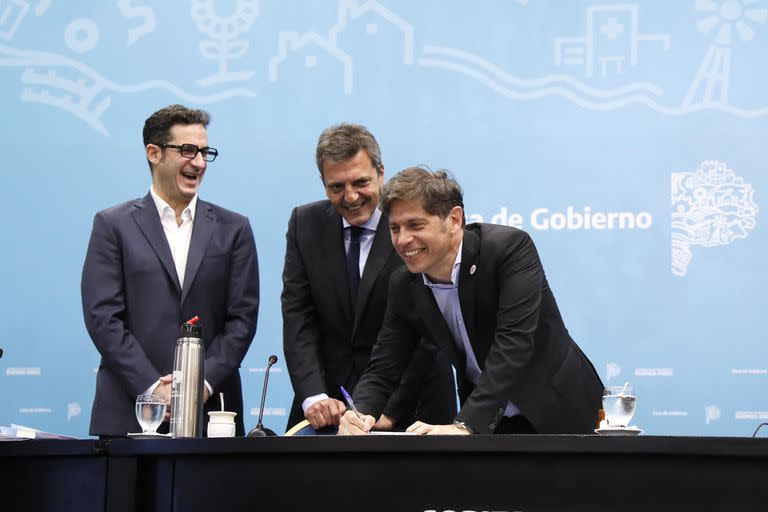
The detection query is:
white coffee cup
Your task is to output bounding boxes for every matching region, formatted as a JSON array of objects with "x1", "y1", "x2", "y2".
[{"x1": 207, "y1": 411, "x2": 237, "y2": 438}]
